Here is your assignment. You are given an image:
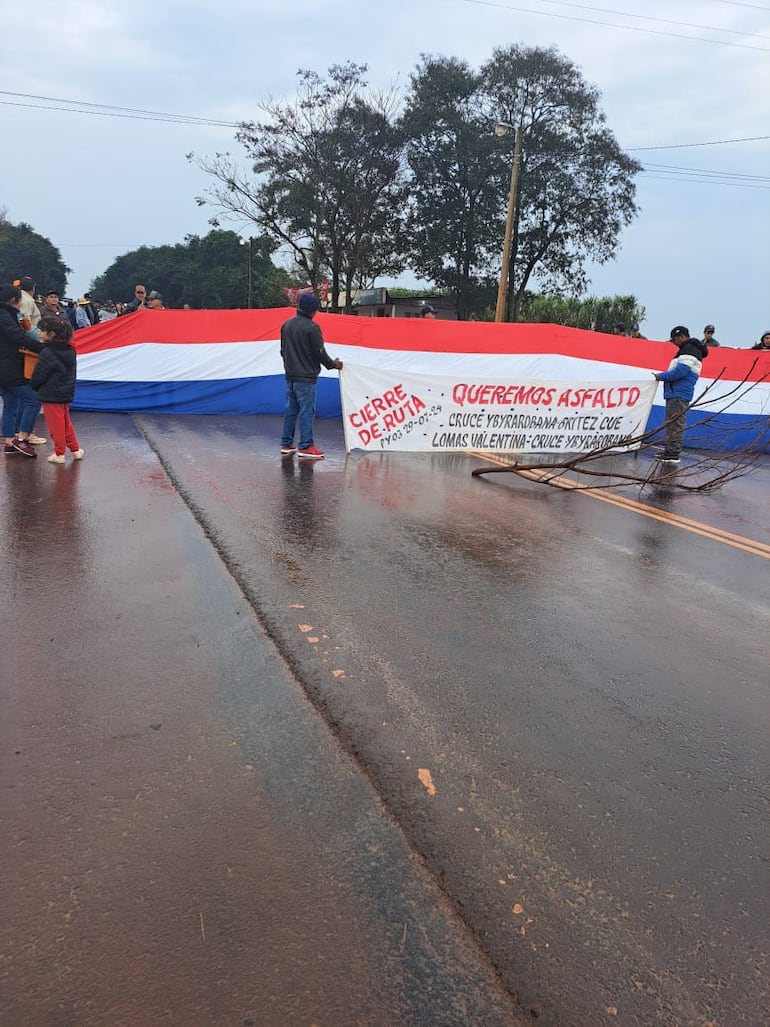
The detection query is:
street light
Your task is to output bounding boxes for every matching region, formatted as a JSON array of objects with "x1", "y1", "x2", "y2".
[
  {"x1": 240, "y1": 236, "x2": 254, "y2": 308},
  {"x1": 494, "y1": 121, "x2": 522, "y2": 323}
]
